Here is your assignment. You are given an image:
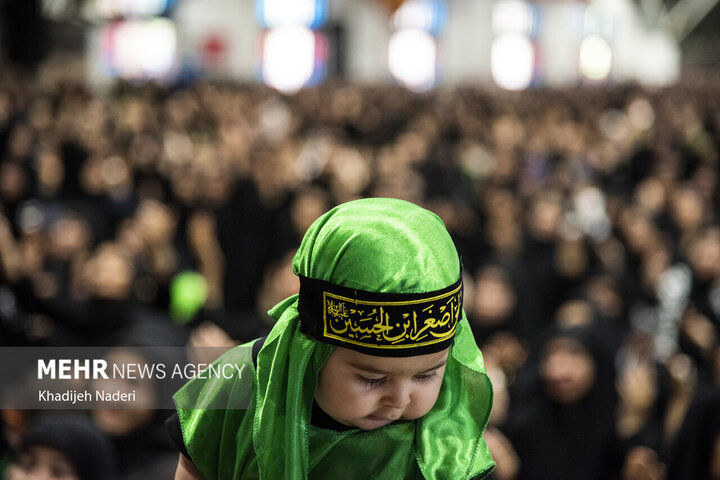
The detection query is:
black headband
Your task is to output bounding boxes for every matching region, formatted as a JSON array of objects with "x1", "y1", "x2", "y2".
[{"x1": 298, "y1": 274, "x2": 463, "y2": 357}]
